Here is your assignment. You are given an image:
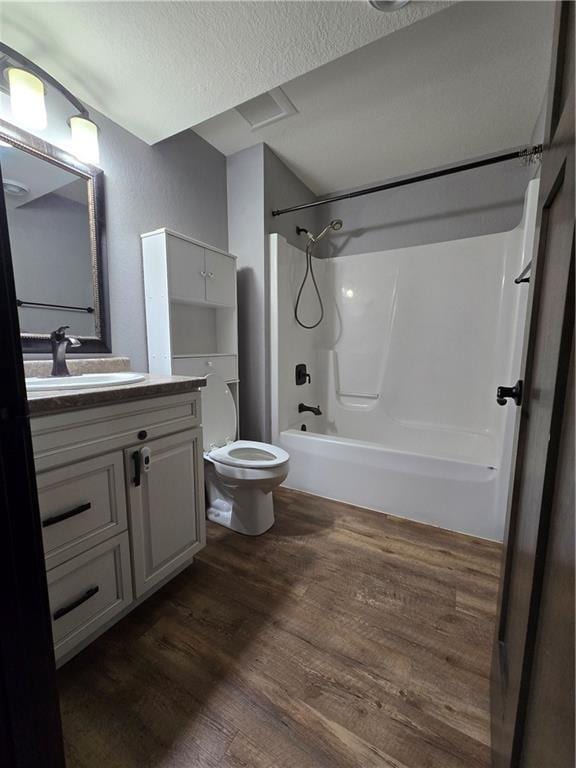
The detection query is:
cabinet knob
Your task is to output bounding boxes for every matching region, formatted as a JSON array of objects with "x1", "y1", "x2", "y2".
[
  {"x1": 206, "y1": 360, "x2": 213, "y2": 367},
  {"x1": 200, "y1": 270, "x2": 207, "y2": 278},
  {"x1": 138, "y1": 430, "x2": 148, "y2": 440},
  {"x1": 208, "y1": 272, "x2": 215, "y2": 279}
]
